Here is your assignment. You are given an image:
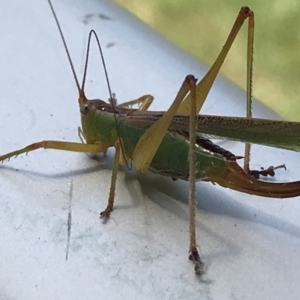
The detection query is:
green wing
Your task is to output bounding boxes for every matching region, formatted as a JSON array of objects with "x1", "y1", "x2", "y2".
[{"x1": 123, "y1": 111, "x2": 300, "y2": 152}]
